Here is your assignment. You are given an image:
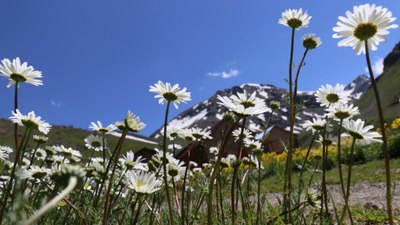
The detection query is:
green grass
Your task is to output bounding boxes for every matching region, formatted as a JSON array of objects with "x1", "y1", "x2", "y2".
[
  {"x1": 261, "y1": 158, "x2": 400, "y2": 193},
  {"x1": 0, "y1": 119, "x2": 158, "y2": 158}
]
